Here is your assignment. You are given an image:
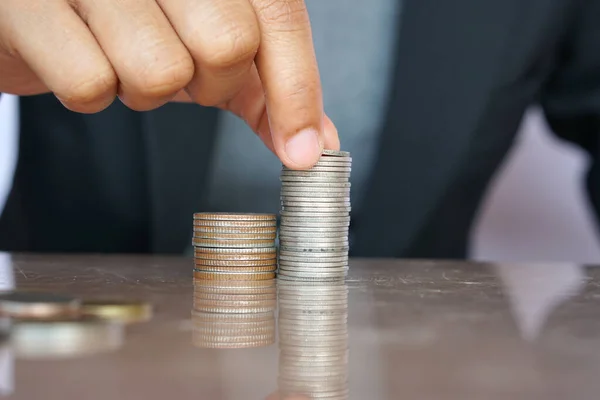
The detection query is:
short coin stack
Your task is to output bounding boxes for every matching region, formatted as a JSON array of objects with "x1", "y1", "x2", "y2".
[
  {"x1": 278, "y1": 150, "x2": 351, "y2": 281},
  {"x1": 192, "y1": 213, "x2": 278, "y2": 281},
  {"x1": 191, "y1": 280, "x2": 276, "y2": 349},
  {"x1": 277, "y1": 281, "x2": 349, "y2": 399}
]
